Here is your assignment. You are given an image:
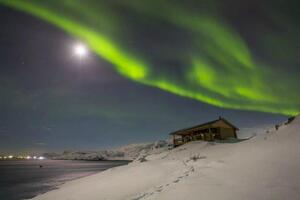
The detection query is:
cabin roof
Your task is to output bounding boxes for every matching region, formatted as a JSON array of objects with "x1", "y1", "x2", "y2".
[{"x1": 169, "y1": 117, "x2": 239, "y2": 135}]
